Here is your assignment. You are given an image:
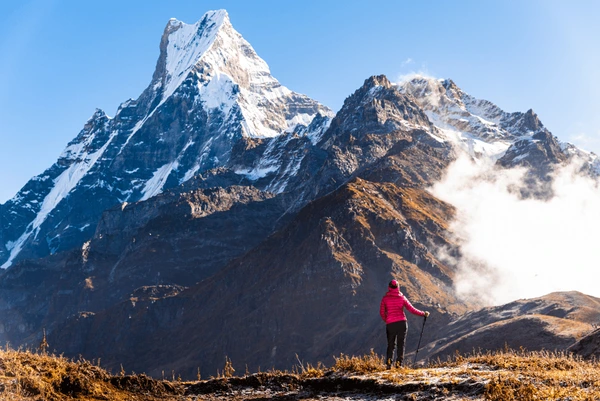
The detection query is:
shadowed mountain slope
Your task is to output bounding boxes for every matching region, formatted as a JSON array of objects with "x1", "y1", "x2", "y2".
[{"x1": 51, "y1": 177, "x2": 469, "y2": 377}]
